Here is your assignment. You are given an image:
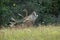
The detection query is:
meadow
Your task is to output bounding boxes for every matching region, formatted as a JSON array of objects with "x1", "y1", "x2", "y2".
[{"x1": 0, "y1": 25, "x2": 60, "y2": 40}]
